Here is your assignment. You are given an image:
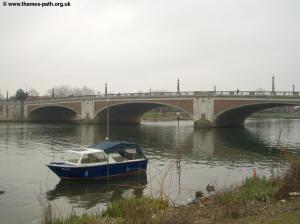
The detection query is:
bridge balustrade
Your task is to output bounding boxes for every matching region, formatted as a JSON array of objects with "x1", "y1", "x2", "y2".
[{"x1": 23, "y1": 90, "x2": 300, "y2": 103}]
